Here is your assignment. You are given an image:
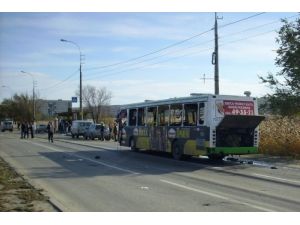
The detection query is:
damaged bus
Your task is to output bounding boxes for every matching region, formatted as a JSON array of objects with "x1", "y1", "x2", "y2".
[{"x1": 118, "y1": 94, "x2": 264, "y2": 160}]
